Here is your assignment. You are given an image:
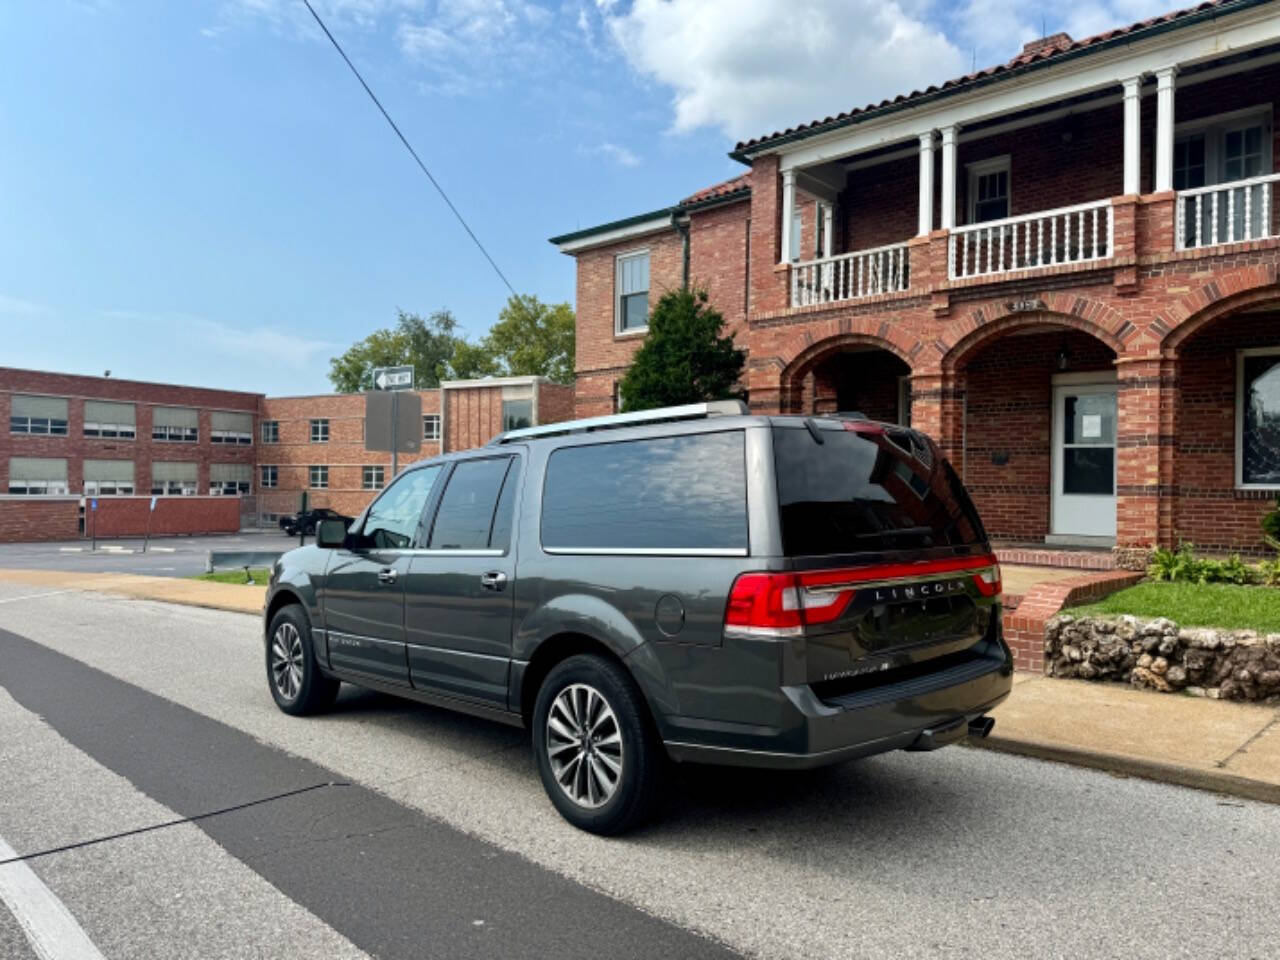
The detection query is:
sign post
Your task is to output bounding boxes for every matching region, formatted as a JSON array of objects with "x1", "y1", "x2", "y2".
[
  {"x1": 143, "y1": 495, "x2": 157, "y2": 553},
  {"x1": 367, "y1": 366, "x2": 421, "y2": 479},
  {"x1": 299, "y1": 490, "x2": 308, "y2": 547},
  {"x1": 90, "y1": 498, "x2": 98, "y2": 552}
]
